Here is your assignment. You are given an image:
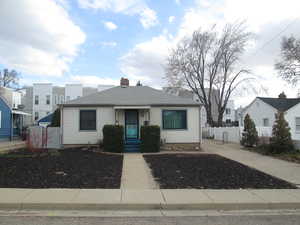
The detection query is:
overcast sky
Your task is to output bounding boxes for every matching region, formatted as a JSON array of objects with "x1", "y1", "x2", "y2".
[{"x1": 0, "y1": 0, "x2": 299, "y2": 107}]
